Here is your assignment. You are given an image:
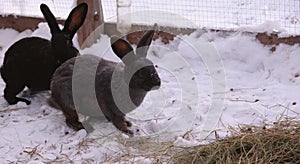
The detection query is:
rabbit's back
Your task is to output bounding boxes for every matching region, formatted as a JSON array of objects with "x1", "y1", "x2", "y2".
[
  {"x1": 52, "y1": 55, "x2": 115, "y2": 87},
  {"x1": 3, "y1": 37, "x2": 51, "y2": 65}
]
